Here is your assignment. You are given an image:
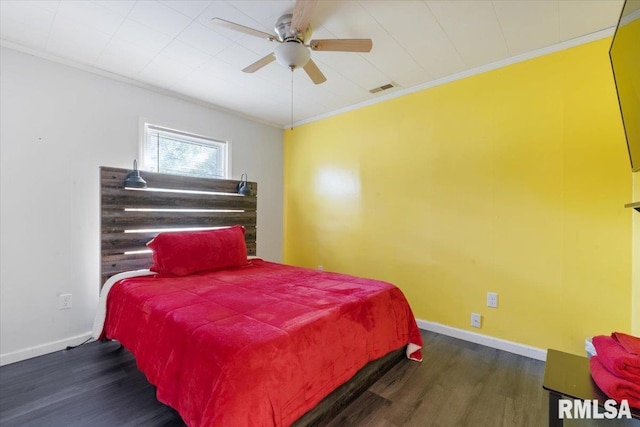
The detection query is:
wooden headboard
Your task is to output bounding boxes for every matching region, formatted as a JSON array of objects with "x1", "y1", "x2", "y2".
[{"x1": 100, "y1": 166, "x2": 257, "y2": 287}]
